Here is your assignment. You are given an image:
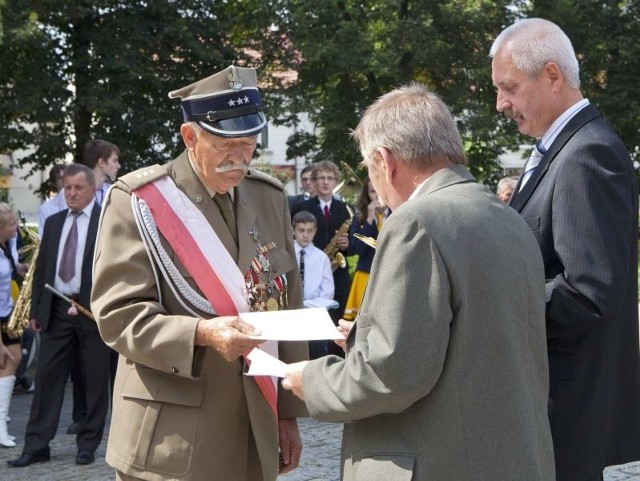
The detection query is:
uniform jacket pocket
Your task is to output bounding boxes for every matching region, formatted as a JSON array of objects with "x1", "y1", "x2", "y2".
[{"x1": 112, "y1": 364, "x2": 205, "y2": 477}]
